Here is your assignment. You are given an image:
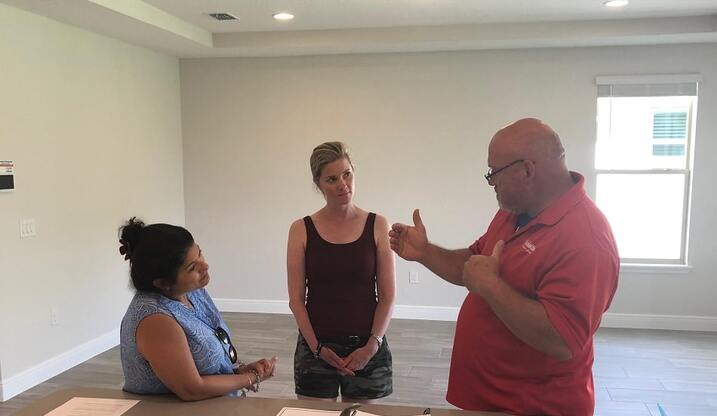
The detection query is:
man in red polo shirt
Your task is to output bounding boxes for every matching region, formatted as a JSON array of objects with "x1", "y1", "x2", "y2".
[{"x1": 389, "y1": 118, "x2": 619, "y2": 415}]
